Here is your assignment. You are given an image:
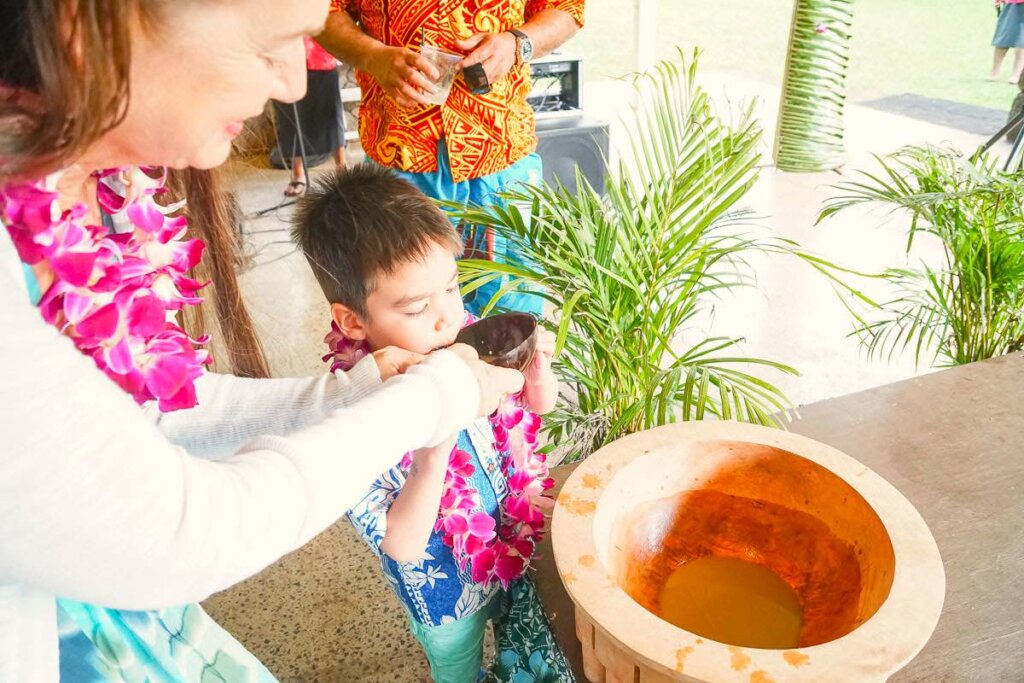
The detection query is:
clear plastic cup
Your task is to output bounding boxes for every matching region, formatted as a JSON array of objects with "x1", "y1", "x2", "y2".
[{"x1": 419, "y1": 44, "x2": 462, "y2": 106}]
